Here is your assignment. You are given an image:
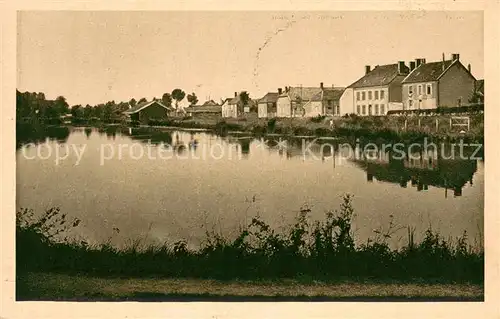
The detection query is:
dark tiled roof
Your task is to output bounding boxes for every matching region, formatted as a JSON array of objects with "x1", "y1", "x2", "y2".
[
  {"x1": 202, "y1": 100, "x2": 220, "y2": 106},
  {"x1": 221, "y1": 98, "x2": 232, "y2": 105},
  {"x1": 279, "y1": 87, "x2": 323, "y2": 102},
  {"x1": 307, "y1": 88, "x2": 345, "y2": 102},
  {"x1": 229, "y1": 95, "x2": 256, "y2": 107},
  {"x1": 258, "y1": 92, "x2": 279, "y2": 104},
  {"x1": 321, "y1": 87, "x2": 345, "y2": 101},
  {"x1": 184, "y1": 105, "x2": 222, "y2": 113},
  {"x1": 123, "y1": 100, "x2": 174, "y2": 114},
  {"x1": 348, "y1": 64, "x2": 409, "y2": 88},
  {"x1": 402, "y1": 60, "x2": 455, "y2": 84}
]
